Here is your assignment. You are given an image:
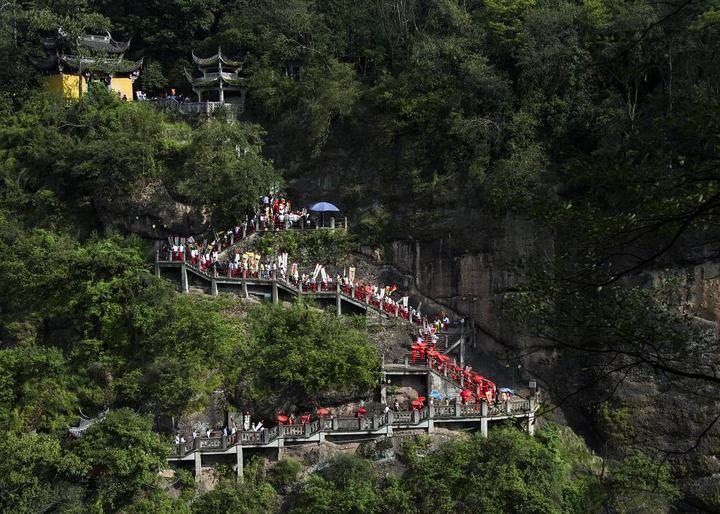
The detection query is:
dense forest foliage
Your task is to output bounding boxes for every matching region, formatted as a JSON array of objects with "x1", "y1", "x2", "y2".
[{"x1": 1, "y1": 0, "x2": 720, "y2": 511}]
